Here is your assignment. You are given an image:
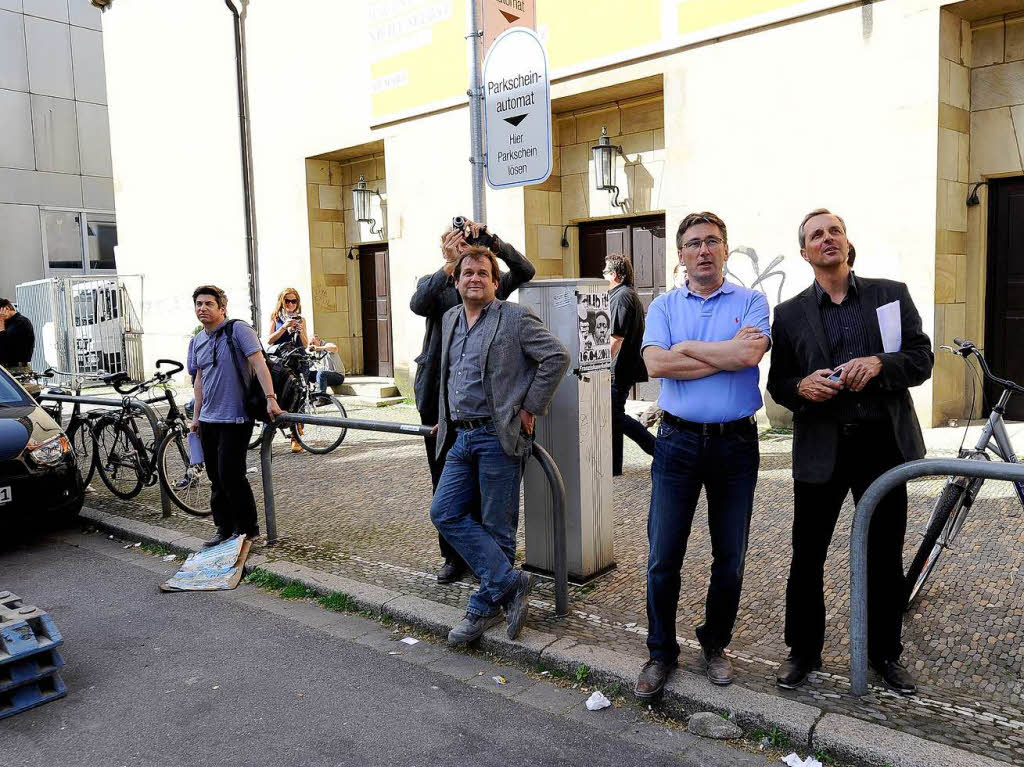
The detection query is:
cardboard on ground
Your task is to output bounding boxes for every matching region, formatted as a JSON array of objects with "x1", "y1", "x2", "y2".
[{"x1": 160, "y1": 536, "x2": 252, "y2": 592}]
